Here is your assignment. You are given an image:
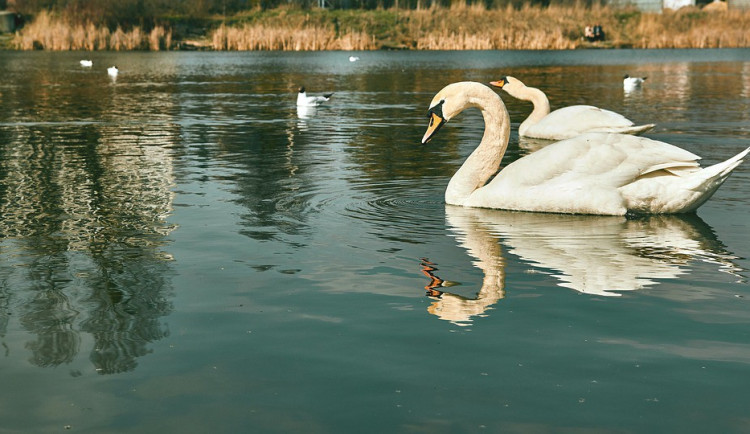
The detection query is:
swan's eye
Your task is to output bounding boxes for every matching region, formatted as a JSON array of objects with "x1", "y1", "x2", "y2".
[{"x1": 427, "y1": 100, "x2": 445, "y2": 121}]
